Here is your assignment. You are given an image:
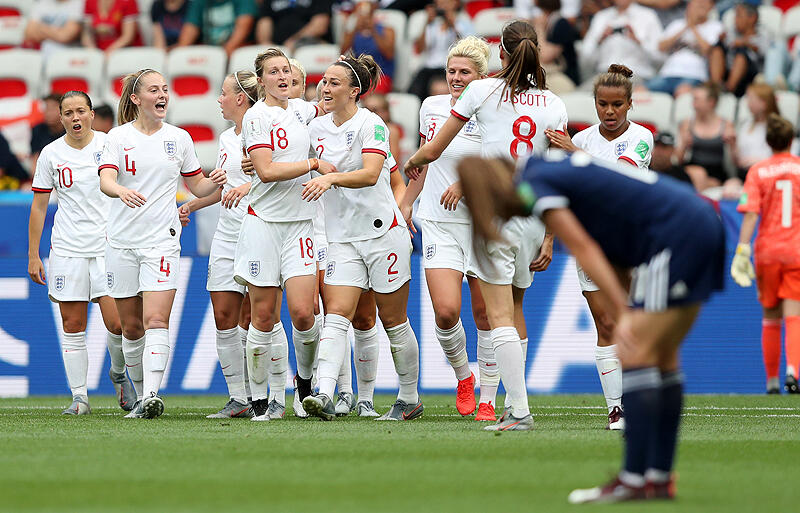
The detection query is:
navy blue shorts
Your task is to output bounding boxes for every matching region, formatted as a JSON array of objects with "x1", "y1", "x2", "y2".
[{"x1": 629, "y1": 204, "x2": 725, "y2": 311}]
